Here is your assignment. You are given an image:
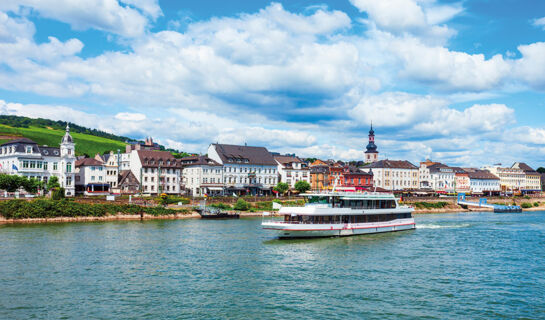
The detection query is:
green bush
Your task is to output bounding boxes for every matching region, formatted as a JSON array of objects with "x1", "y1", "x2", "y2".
[
  {"x1": 414, "y1": 201, "x2": 448, "y2": 209},
  {"x1": 0, "y1": 199, "x2": 179, "y2": 219},
  {"x1": 209, "y1": 203, "x2": 232, "y2": 210},
  {"x1": 233, "y1": 198, "x2": 250, "y2": 211},
  {"x1": 524, "y1": 195, "x2": 531, "y2": 200},
  {"x1": 51, "y1": 188, "x2": 65, "y2": 200},
  {"x1": 521, "y1": 202, "x2": 532, "y2": 209},
  {"x1": 534, "y1": 202, "x2": 539, "y2": 207}
]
